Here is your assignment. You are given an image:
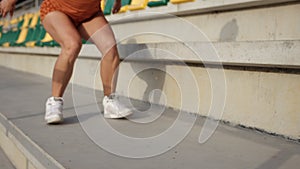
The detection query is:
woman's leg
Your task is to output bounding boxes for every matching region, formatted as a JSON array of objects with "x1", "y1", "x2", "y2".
[
  {"x1": 78, "y1": 15, "x2": 119, "y2": 96},
  {"x1": 78, "y1": 15, "x2": 132, "y2": 119},
  {"x1": 42, "y1": 11, "x2": 82, "y2": 97}
]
